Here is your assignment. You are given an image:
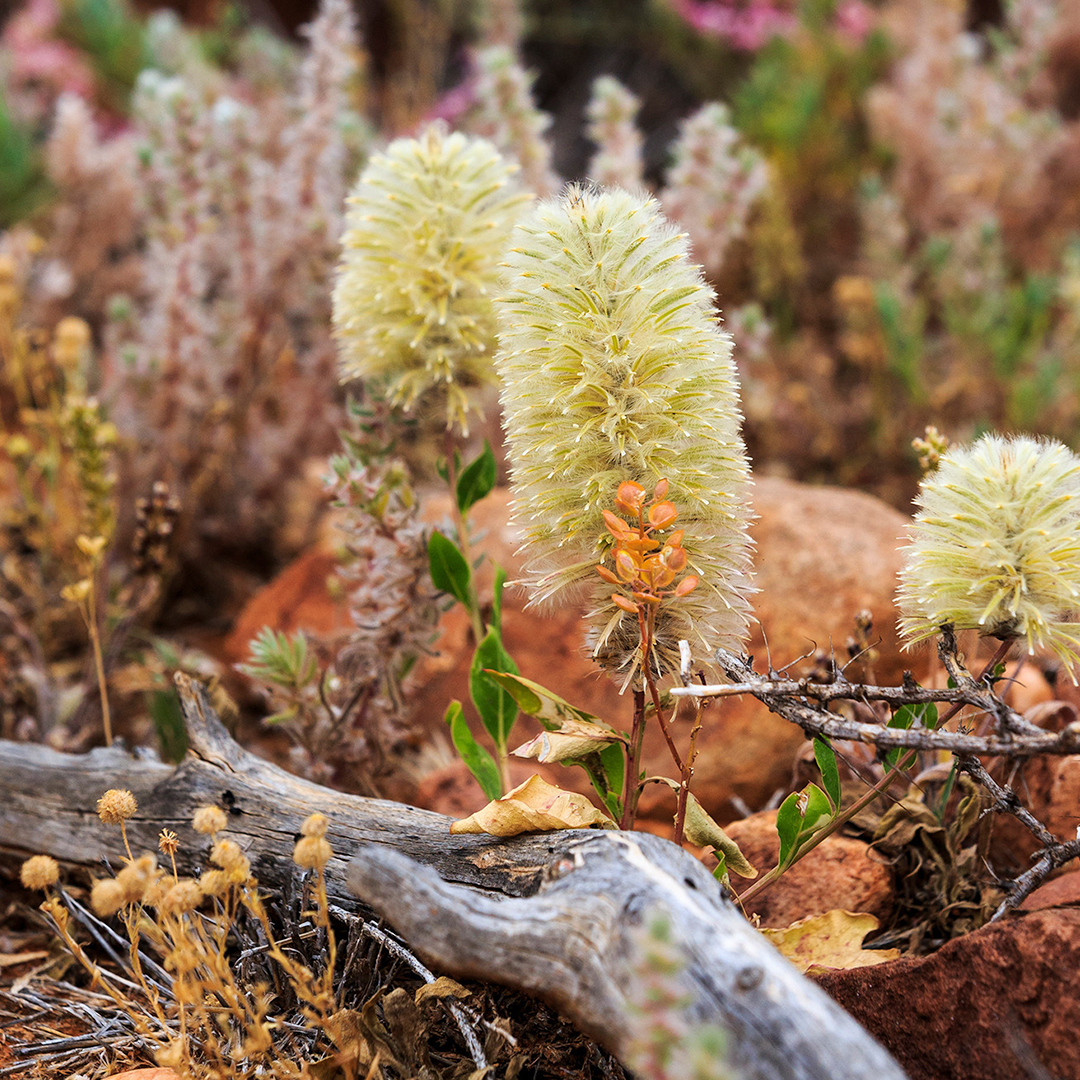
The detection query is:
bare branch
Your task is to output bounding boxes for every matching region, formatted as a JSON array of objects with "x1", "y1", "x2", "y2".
[{"x1": 669, "y1": 647, "x2": 1080, "y2": 759}]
